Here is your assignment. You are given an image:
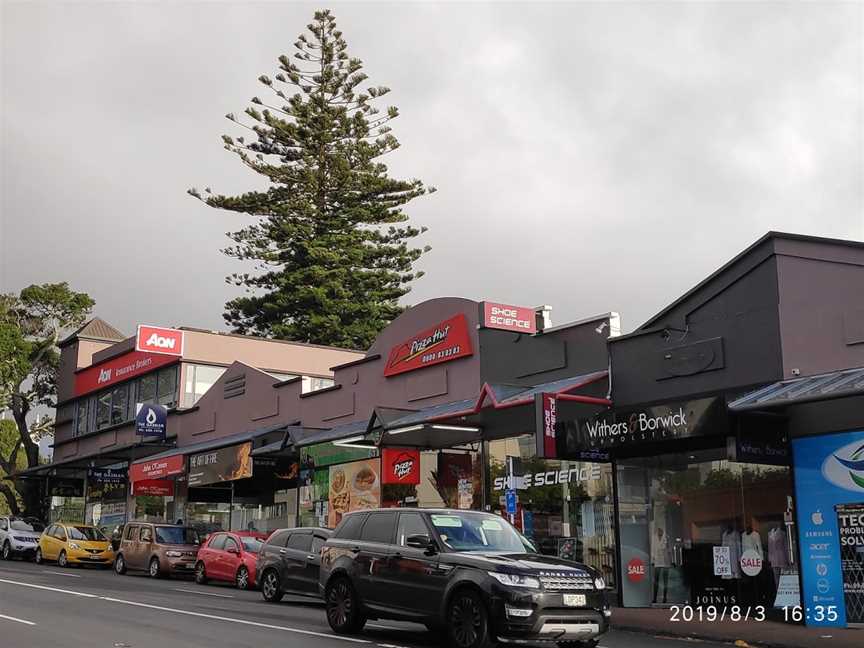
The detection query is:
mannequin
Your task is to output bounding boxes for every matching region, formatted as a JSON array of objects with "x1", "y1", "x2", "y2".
[
  {"x1": 741, "y1": 524, "x2": 763, "y2": 557},
  {"x1": 721, "y1": 523, "x2": 742, "y2": 579},
  {"x1": 651, "y1": 527, "x2": 671, "y2": 604},
  {"x1": 767, "y1": 526, "x2": 789, "y2": 582}
]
